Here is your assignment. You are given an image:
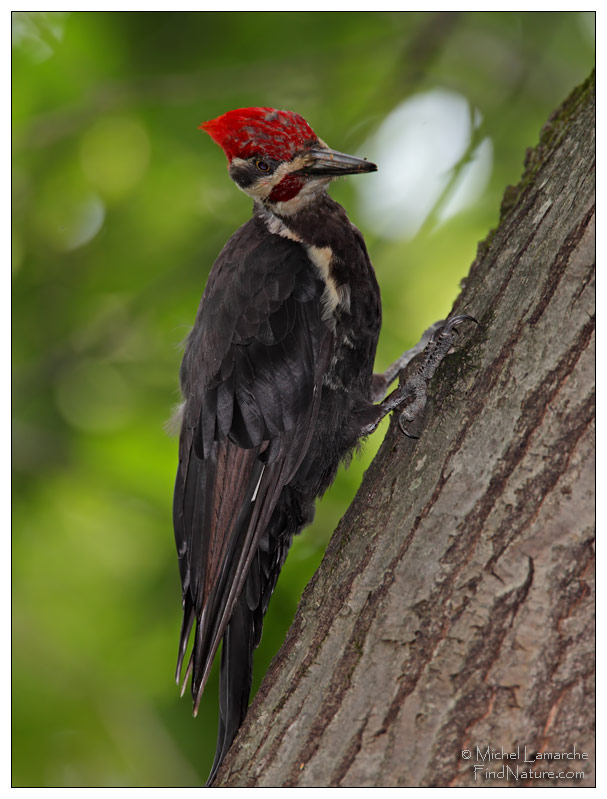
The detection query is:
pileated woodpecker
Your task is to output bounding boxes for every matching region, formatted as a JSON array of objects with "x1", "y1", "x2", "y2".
[{"x1": 173, "y1": 107, "x2": 473, "y2": 784}]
